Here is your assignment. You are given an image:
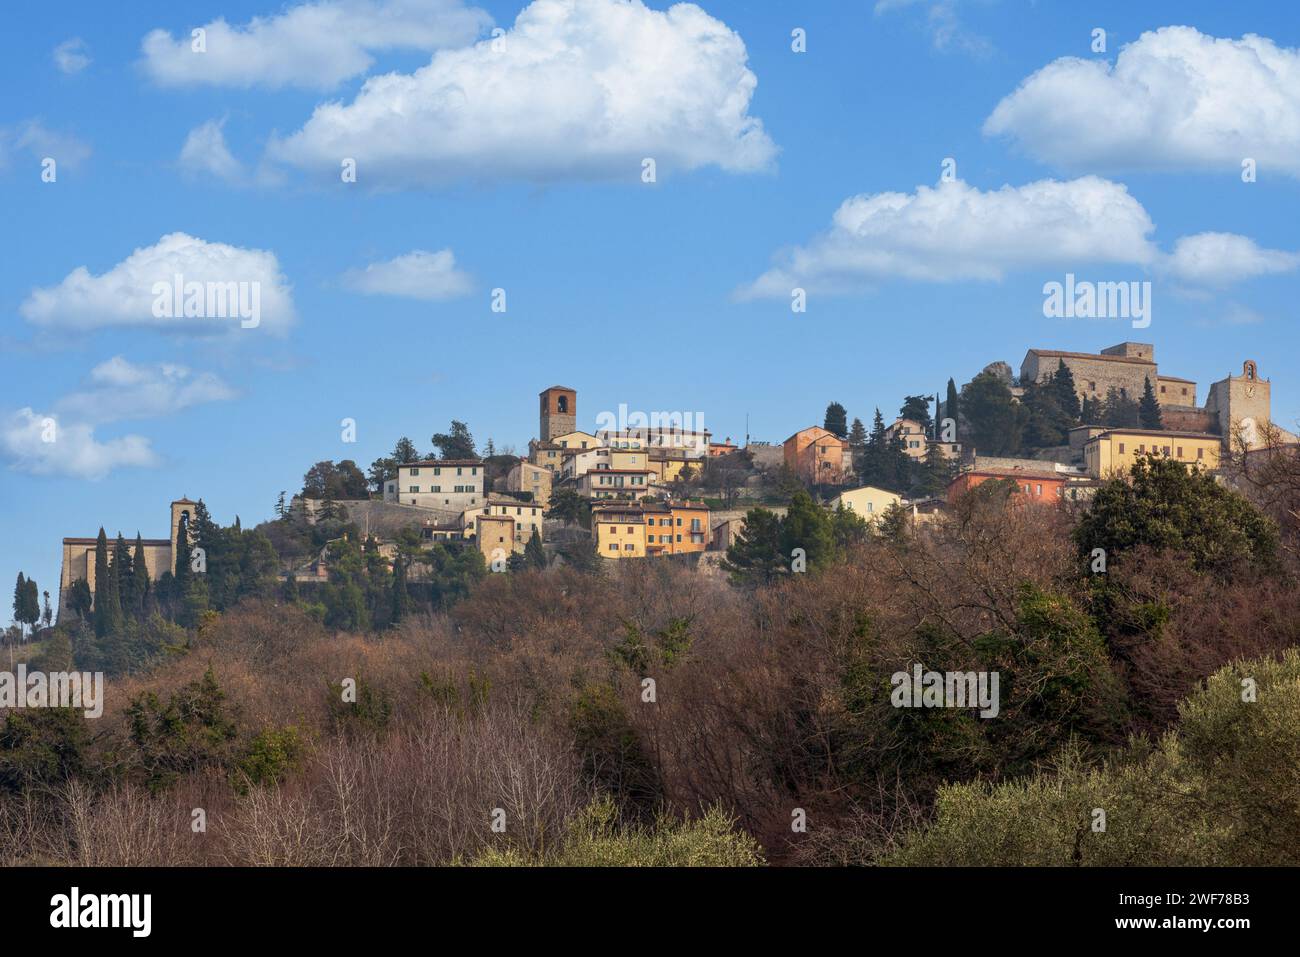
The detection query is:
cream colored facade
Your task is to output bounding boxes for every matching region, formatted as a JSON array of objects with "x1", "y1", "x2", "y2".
[
  {"x1": 830, "y1": 485, "x2": 903, "y2": 521},
  {"x1": 579, "y1": 469, "x2": 654, "y2": 499},
  {"x1": 886, "y1": 419, "x2": 929, "y2": 461},
  {"x1": 388, "y1": 460, "x2": 483, "y2": 511},
  {"x1": 1084, "y1": 429, "x2": 1221, "y2": 478},
  {"x1": 505, "y1": 461, "x2": 552, "y2": 507}
]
